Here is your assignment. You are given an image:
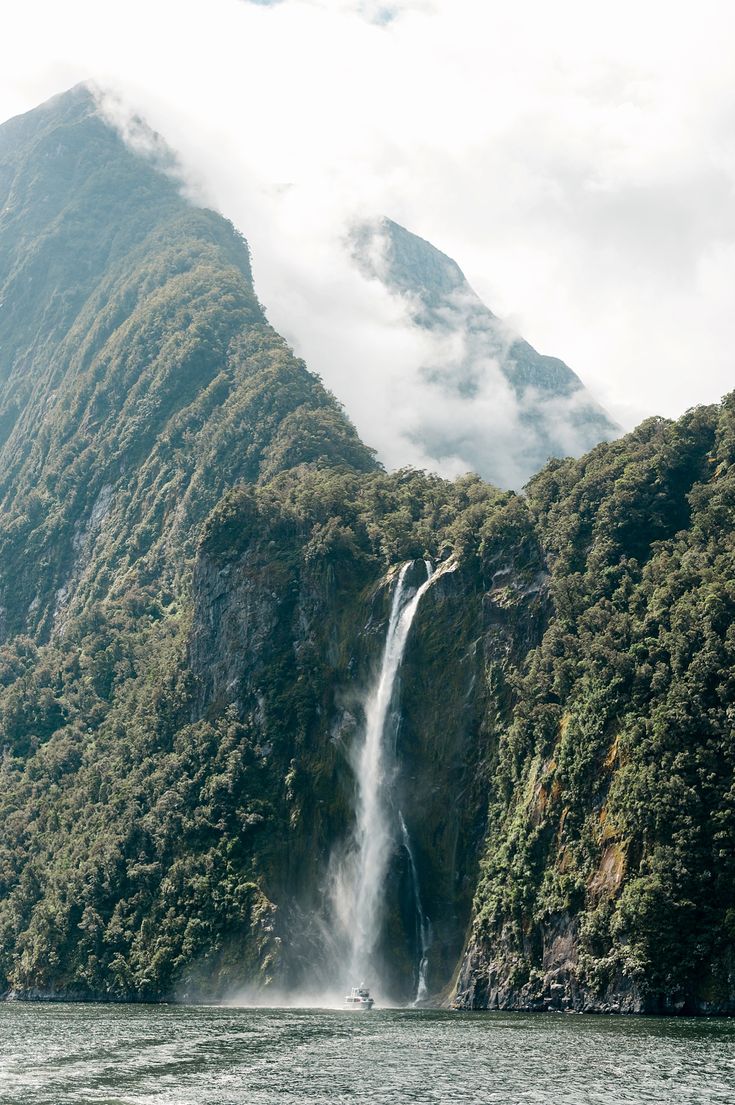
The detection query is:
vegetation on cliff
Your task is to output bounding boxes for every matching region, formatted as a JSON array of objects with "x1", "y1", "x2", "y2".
[
  {"x1": 0, "y1": 86, "x2": 378, "y2": 997},
  {"x1": 466, "y1": 403, "x2": 735, "y2": 1012},
  {"x1": 0, "y1": 86, "x2": 733, "y2": 1012},
  {"x1": 0, "y1": 464, "x2": 510, "y2": 999},
  {"x1": 0, "y1": 88, "x2": 510, "y2": 1000}
]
